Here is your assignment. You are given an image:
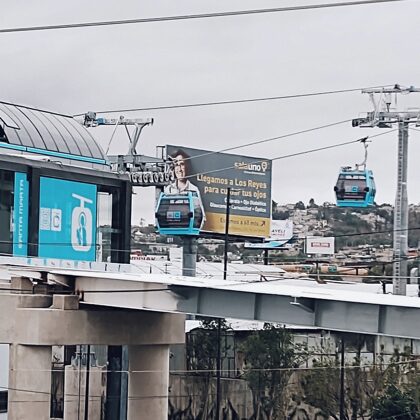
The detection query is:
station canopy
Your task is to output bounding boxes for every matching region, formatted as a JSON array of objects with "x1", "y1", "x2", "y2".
[{"x1": 0, "y1": 102, "x2": 106, "y2": 163}]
